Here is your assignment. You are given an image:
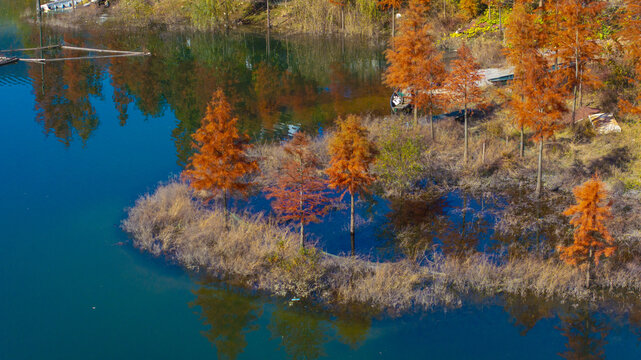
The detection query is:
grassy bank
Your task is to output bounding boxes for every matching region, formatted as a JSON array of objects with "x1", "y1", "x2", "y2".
[{"x1": 123, "y1": 178, "x2": 641, "y2": 314}]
